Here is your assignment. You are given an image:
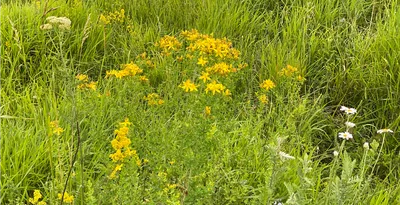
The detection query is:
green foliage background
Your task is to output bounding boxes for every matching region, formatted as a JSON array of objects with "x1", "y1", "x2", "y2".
[{"x1": 1, "y1": 0, "x2": 399, "y2": 204}]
